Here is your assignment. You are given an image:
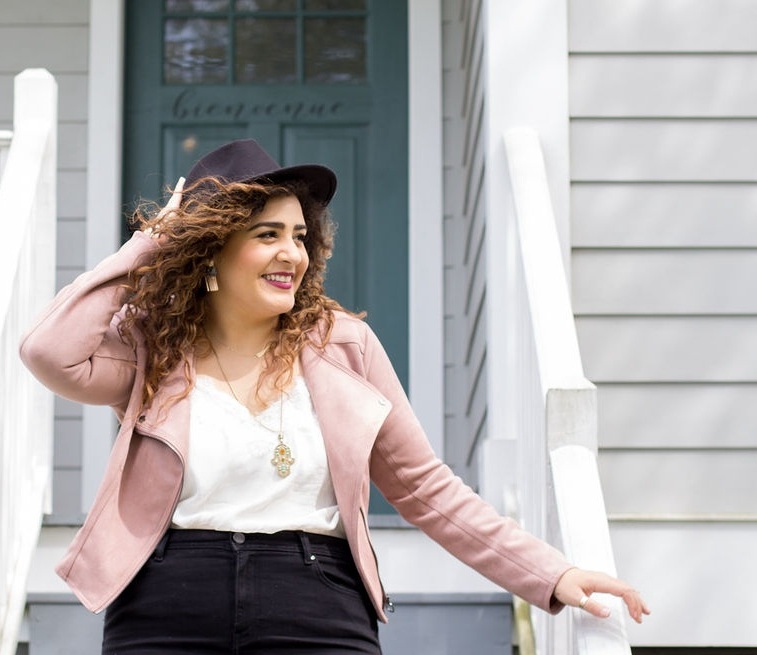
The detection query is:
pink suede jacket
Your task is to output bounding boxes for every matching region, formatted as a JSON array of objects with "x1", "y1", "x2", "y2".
[{"x1": 20, "y1": 231, "x2": 571, "y2": 621}]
